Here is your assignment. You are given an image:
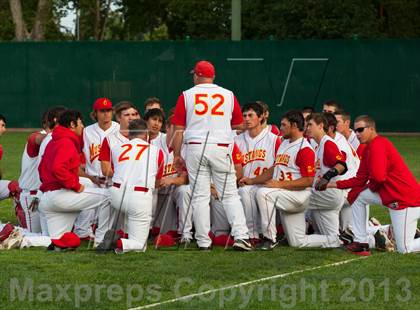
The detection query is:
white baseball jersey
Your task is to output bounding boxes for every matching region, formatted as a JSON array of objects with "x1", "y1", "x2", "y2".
[
  {"x1": 314, "y1": 135, "x2": 346, "y2": 182},
  {"x1": 150, "y1": 132, "x2": 165, "y2": 148},
  {"x1": 273, "y1": 137, "x2": 315, "y2": 182},
  {"x1": 347, "y1": 130, "x2": 360, "y2": 152},
  {"x1": 333, "y1": 132, "x2": 360, "y2": 179},
  {"x1": 235, "y1": 127, "x2": 280, "y2": 178},
  {"x1": 111, "y1": 138, "x2": 164, "y2": 190},
  {"x1": 99, "y1": 131, "x2": 130, "y2": 163},
  {"x1": 37, "y1": 132, "x2": 53, "y2": 169},
  {"x1": 82, "y1": 121, "x2": 119, "y2": 176},
  {"x1": 19, "y1": 130, "x2": 46, "y2": 191},
  {"x1": 174, "y1": 83, "x2": 242, "y2": 144}
]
